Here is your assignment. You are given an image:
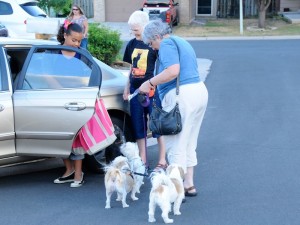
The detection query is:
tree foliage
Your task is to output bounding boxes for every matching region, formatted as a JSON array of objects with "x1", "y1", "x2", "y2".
[
  {"x1": 38, "y1": 0, "x2": 72, "y2": 17},
  {"x1": 88, "y1": 24, "x2": 123, "y2": 65},
  {"x1": 256, "y1": 0, "x2": 272, "y2": 28}
]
